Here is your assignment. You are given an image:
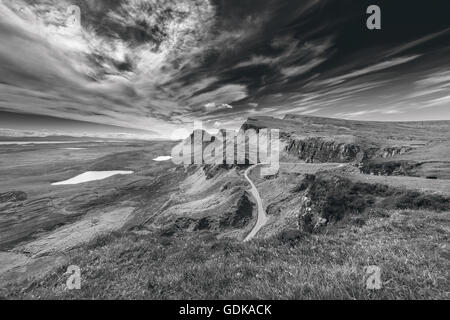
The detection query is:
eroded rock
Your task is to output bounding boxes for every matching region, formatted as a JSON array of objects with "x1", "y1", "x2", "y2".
[{"x1": 0, "y1": 191, "x2": 27, "y2": 203}]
